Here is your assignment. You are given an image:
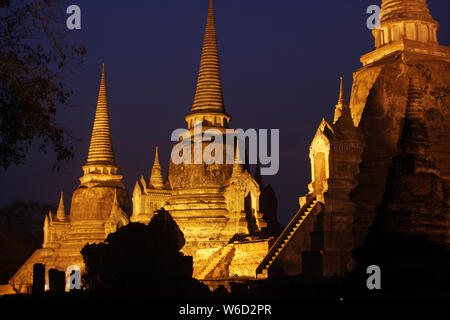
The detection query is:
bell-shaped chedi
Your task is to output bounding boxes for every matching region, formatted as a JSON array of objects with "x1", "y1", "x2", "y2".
[
  {"x1": 70, "y1": 64, "x2": 130, "y2": 224},
  {"x1": 136, "y1": 1, "x2": 238, "y2": 245},
  {"x1": 350, "y1": 0, "x2": 450, "y2": 248},
  {"x1": 168, "y1": 0, "x2": 234, "y2": 193},
  {"x1": 9, "y1": 65, "x2": 131, "y2": 292},
  {"x1": 132, "y1": 1, "x2": 274, "y2": 281},
  {"x1": 167, "y1": 0, "x2": 235, "y2": 196}
]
